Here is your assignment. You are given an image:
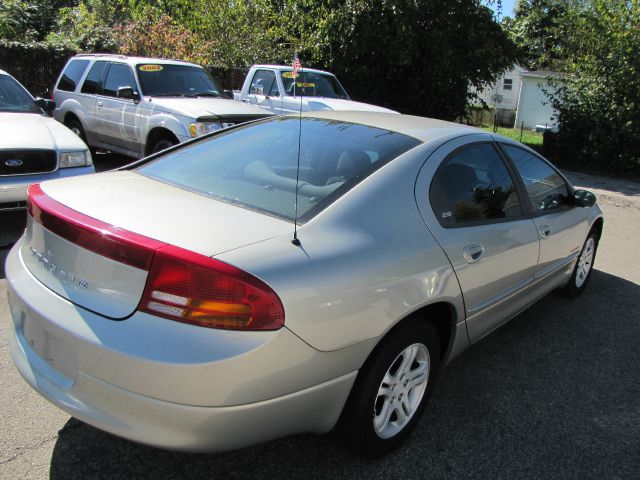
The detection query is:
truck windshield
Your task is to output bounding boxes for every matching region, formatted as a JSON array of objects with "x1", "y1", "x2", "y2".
[
  {"x1": 136, "y1": 64, "x2": 222, "y2": 97},
  {"x1": 280, "y1": 71, "x2": 349, "y2": 99},
  {"x1": 0, "y1": 75, "x2": 41, "y2": 114}
]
